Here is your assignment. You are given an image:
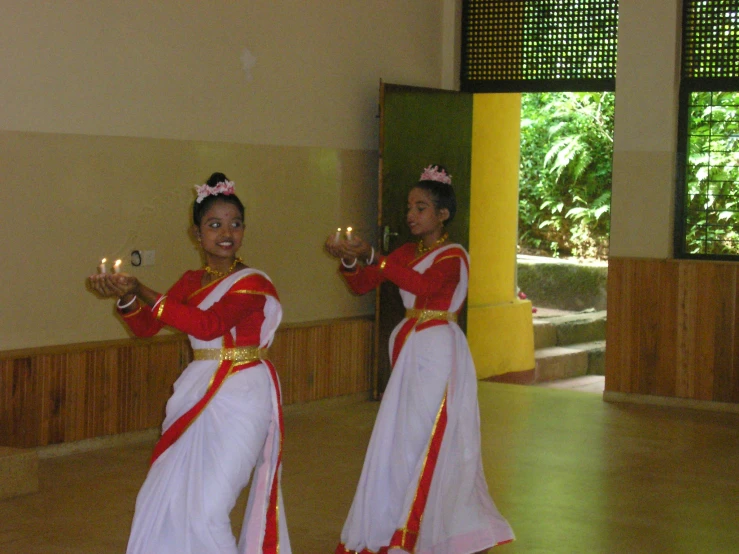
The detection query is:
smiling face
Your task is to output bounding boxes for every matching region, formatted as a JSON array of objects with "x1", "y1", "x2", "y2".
[
  {"x1": 195, "y1": 199, "x2": 244, "y2": 265},
  {"x1": 406, "y1": 186, "x2": 449, "y2": 242}
]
